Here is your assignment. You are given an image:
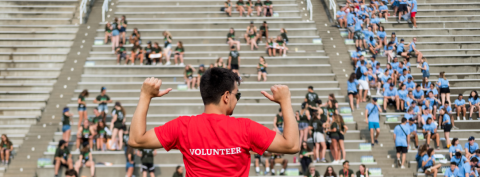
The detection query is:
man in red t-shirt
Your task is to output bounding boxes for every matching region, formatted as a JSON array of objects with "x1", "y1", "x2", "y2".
[{"x1": 128, "y1": 68, "x2": 299, "y2": 176}]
